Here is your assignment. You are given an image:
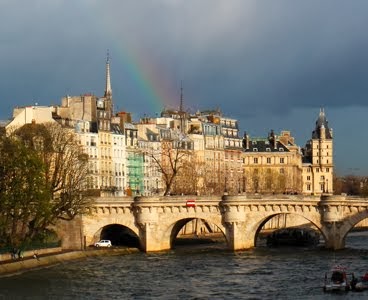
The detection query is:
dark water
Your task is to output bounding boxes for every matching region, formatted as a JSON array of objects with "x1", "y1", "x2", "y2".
[{"x1": 2, "y1": 232, "x2": 368, "y2": 300}]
